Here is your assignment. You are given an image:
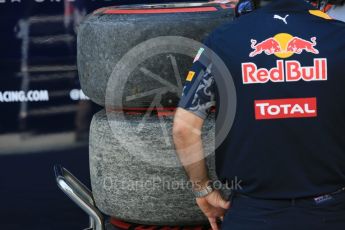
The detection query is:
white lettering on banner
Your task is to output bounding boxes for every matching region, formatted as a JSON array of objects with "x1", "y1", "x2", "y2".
[
  {"x1": 0, "y1": 90, "x2": 49, "y2": 103},
  {"x1": 69, "y1": 89, "x2": 89, "y2": 101}
]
